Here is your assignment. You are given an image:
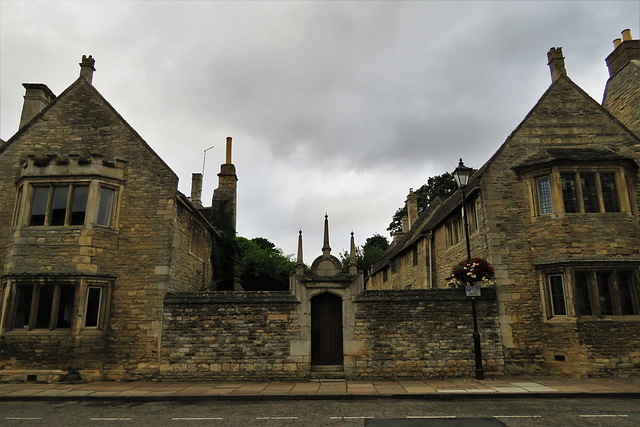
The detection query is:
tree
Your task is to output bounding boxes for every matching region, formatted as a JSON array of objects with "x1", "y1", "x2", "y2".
[
  {"x1": 339, "y1": 233, "x2": 390, "y2": 275},
  {"x1": 387, "y1": 172, "x2": 459, "y2": 235},
  {"x1": 236, "y1": 237, "x2": 296, "y2": 291}
]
